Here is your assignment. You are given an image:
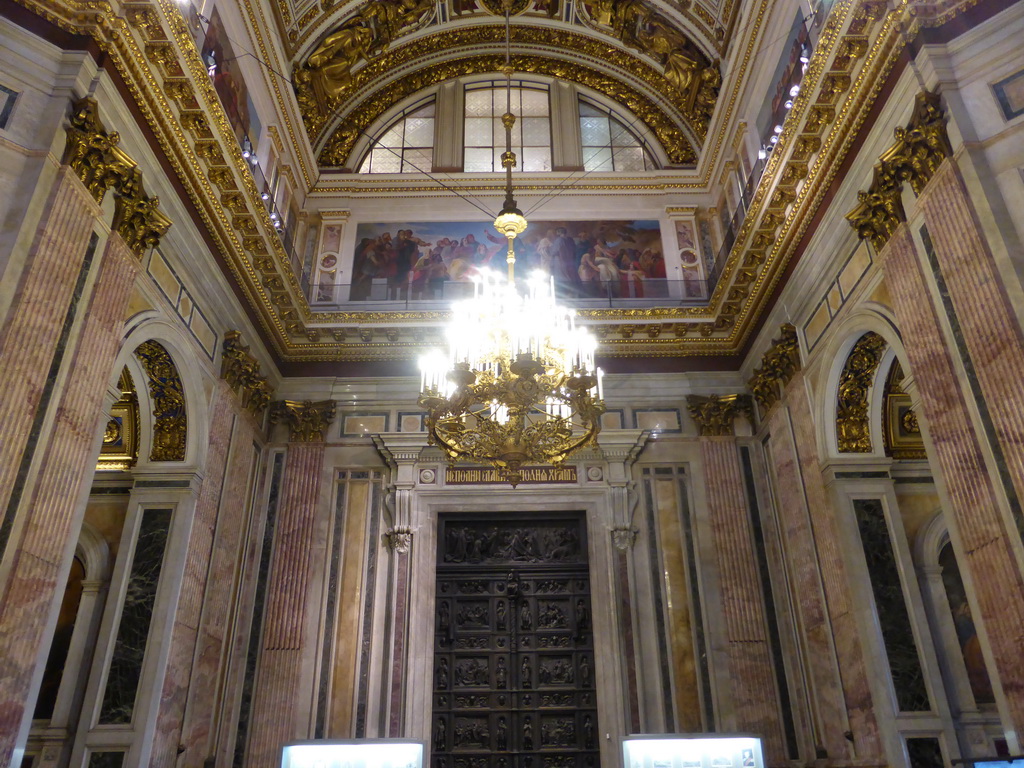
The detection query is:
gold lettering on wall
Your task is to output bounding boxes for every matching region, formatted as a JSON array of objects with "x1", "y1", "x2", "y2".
[{"x1": 445, "y1": 466, "x2": 578, "y2": 485}]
